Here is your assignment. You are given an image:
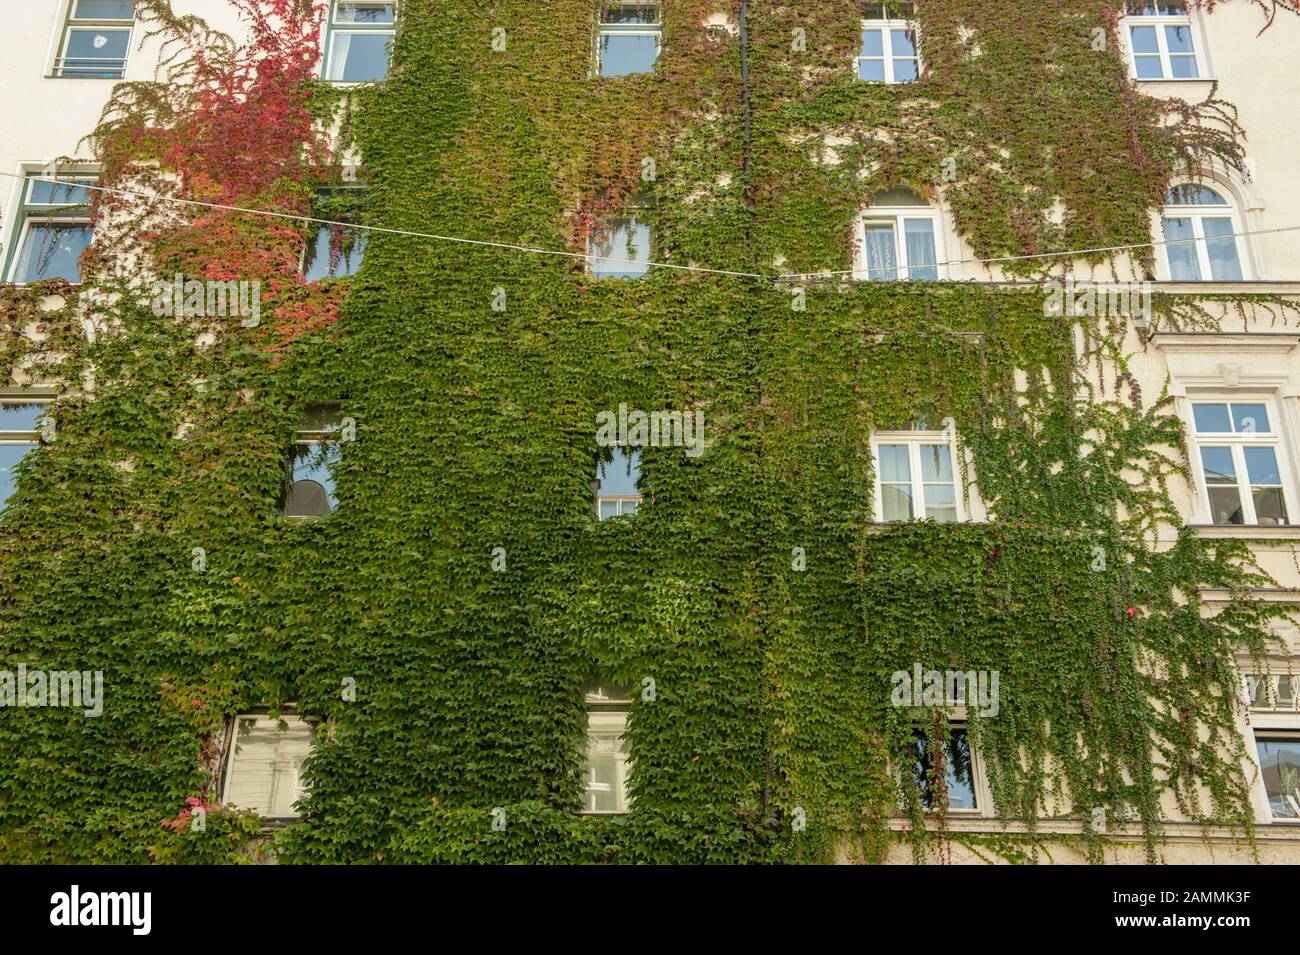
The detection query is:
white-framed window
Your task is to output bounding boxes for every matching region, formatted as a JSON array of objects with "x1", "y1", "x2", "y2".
[
  {"x1": 53, "y1": 0, "x2": 135, "y2": 79},
  {"x1": 1253, "y1": 732, "x2": 1300, "y2": 821},
  {"x1": 323, "y1": 1, "x2": 396, "y2": 83},
  {"x1": 1189, "y1": 399, "x2": 1293, "y2": 526},
  {"x1": 1161, "y1": 184, "x2": 1247, "y2": 282},
  {"x1": 857, "y1": 2, "x2": 919, "y2": 84},
  {"x1": 595, "y1": 446, "x2": 642, "y2": 519},
  {"x1": 283, "y1": 404, "x2": 345, "y2": 517},
  {"x1": 587, "y1": 216, "x2": 651, "y2": 278},
  {"x1": 3, "y1": 170, "x2": 97, "y2": 284},
  {"x1": 1123, "y1": 1, "x2": 1203, "y2": 80},
  {"x1": 581, "y1": 683, "x2": 631, "y2": 814},
  {"x1": 221, "y1": 712, "x2": 316, "y2": 819},
  {"x1": 596, "y1": 2, "x2": 662, "y2": 77},
  {"x1": 856, "y1": 188, "x2": 941, "y2": 281},
  {"x1": 905, "y1": 725, "x2": 979, "y2": 811},
  {"x1": 872, "y1": 419, "x2": 962, "y2": 522},
  {"x1": 0, "y1": 393, "x2": 54, "y2": 509}
]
